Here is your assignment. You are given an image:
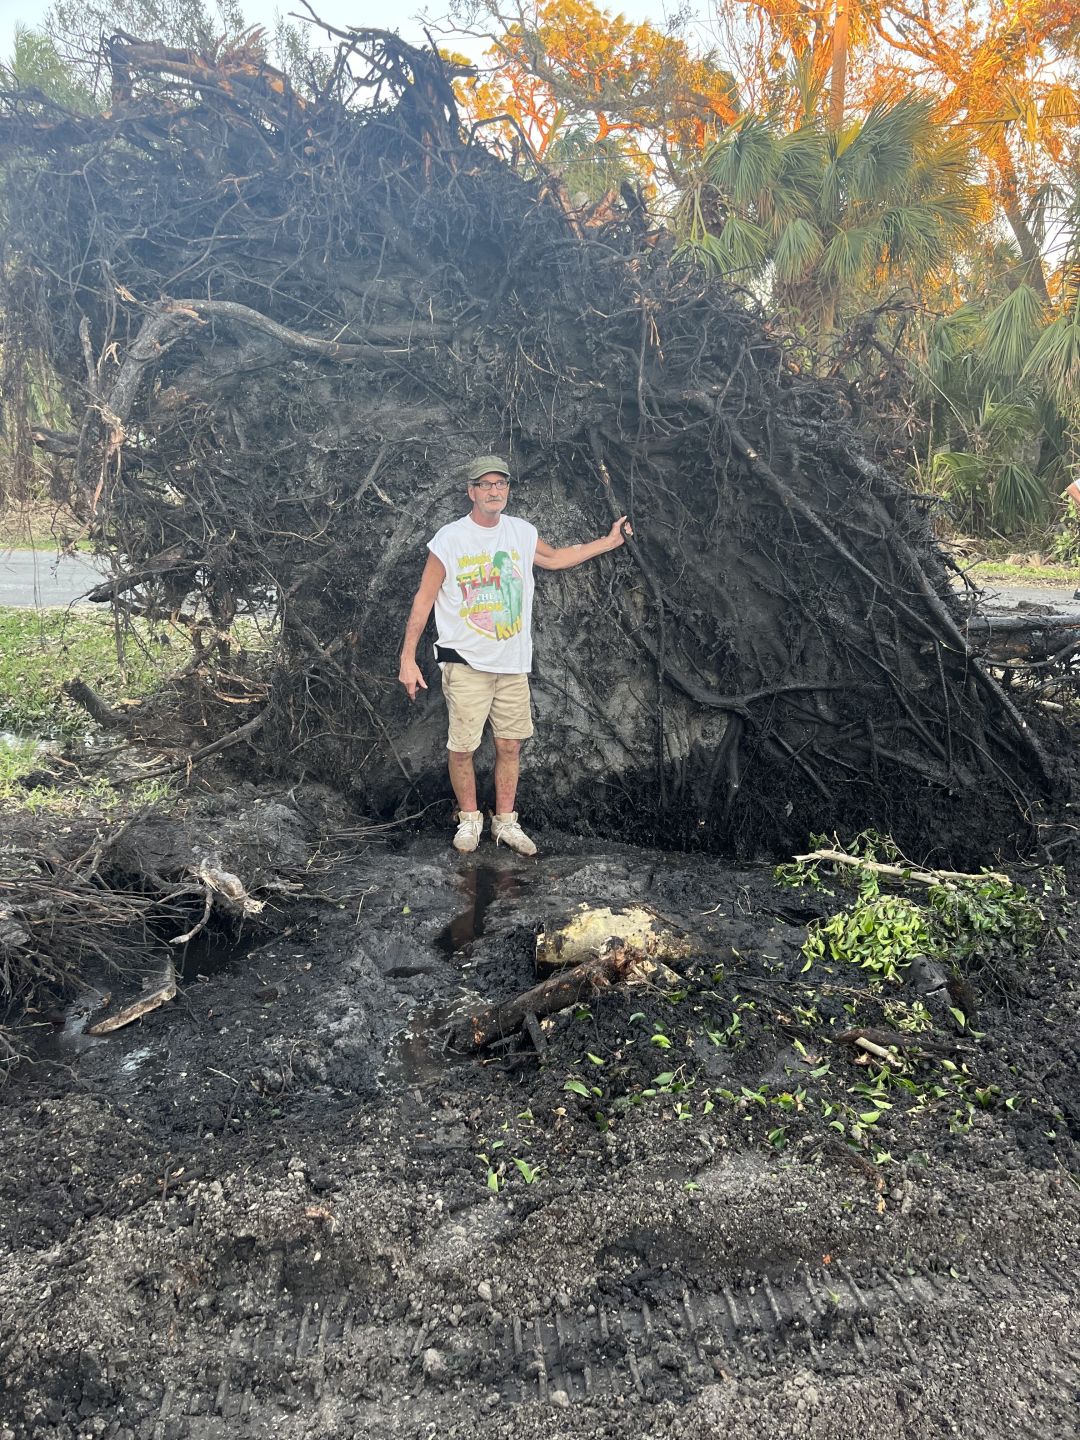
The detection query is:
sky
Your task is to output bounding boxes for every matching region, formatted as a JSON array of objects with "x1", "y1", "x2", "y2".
[{"x1": 0, "y1": 0, "x2": 690, "y2": 68}]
